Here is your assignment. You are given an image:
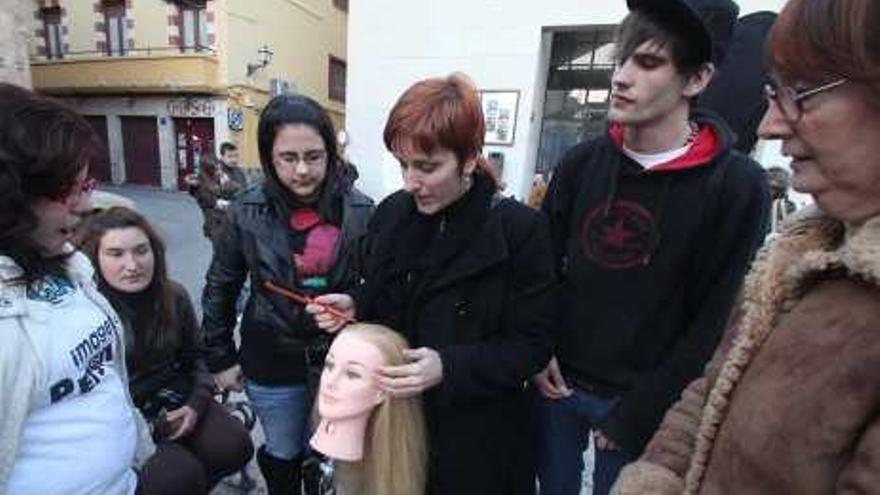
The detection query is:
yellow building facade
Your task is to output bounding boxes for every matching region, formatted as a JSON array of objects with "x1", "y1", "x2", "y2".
[{"x1": 30, "y1": 0, "x2": 348, "y2": 189}]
